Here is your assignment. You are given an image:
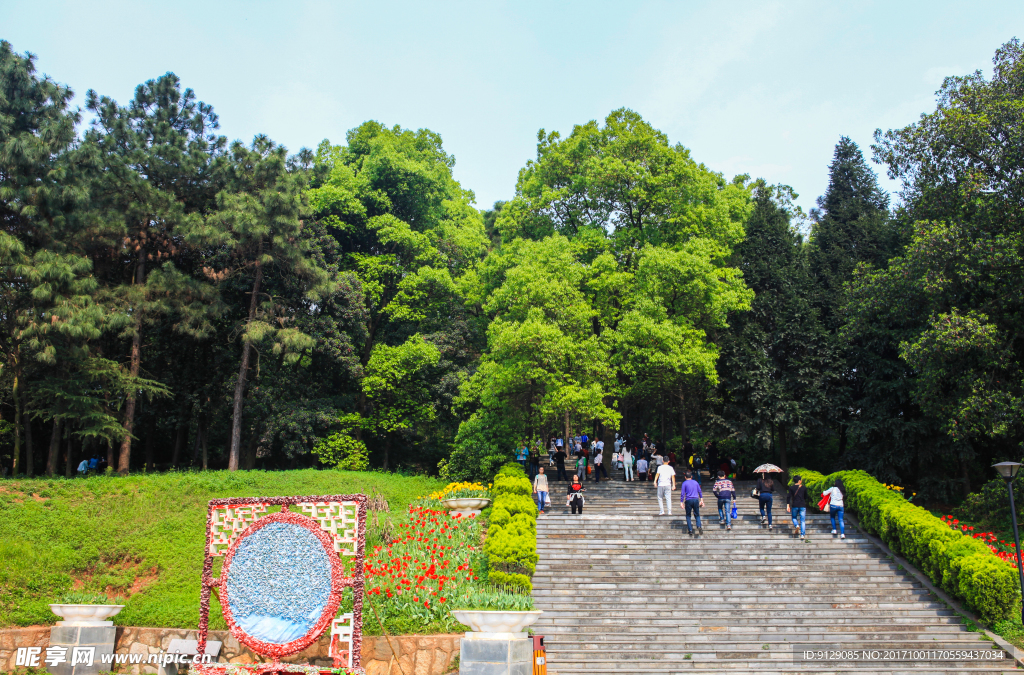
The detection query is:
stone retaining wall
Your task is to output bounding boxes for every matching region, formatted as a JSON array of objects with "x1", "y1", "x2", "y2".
[{"x1": 0, "y1": 627, "x2": 460, "y2": 675}]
